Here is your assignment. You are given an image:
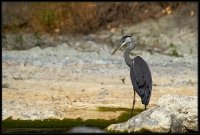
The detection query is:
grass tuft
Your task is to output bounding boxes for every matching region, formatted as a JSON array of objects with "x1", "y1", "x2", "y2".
[{"x1": 167, "y1": 43, "x2": 183, "y2": 57}]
